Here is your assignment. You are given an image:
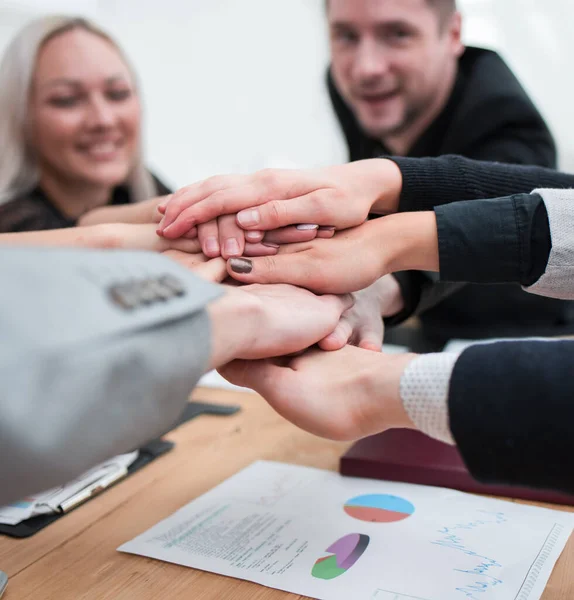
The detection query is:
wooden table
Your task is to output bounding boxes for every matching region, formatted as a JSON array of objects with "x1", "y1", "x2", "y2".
[{"x1": 1, "y1": 388, "x2": 573, "y2": 599}]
